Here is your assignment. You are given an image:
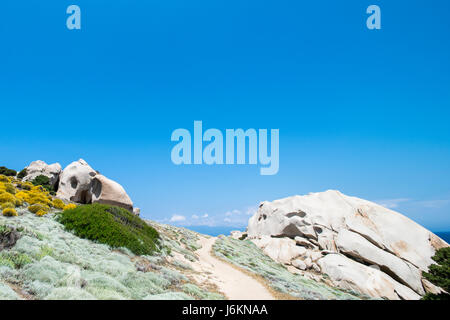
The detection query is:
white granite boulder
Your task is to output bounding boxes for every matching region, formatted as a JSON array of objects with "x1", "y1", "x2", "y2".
[
  {"x1": 335, "y1": 229, "x2": 424, "y2": 295},
  {"x1": 56, "y1": 159, "x2": 97, "y2": 203},
  {"x1": 22, "y1": 160, "x2": 62, "y2": 188},
  {"x1": 252, "y1": 236, "x2": 307, "y2": 264},
  {"x1": 90, "y1": 174, "x2": 133, "y2": 212},
  {"x1": 317, "y1": 253, "x2": 421, "y2": 300},
  {"x1": 247, "y1": 190, "x2": 449, "y2": 299},
  {"x1": 56, "y1": 159, "x2": 135, "y2": 213}
]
